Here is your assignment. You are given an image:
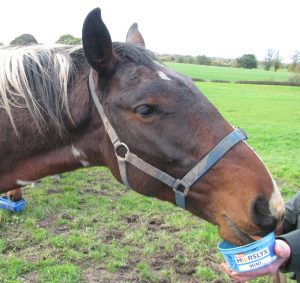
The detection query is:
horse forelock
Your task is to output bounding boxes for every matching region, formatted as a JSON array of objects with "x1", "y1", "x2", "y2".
[{"x1": 0, "y1": 45, "x2": 83, "y2": 134}]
